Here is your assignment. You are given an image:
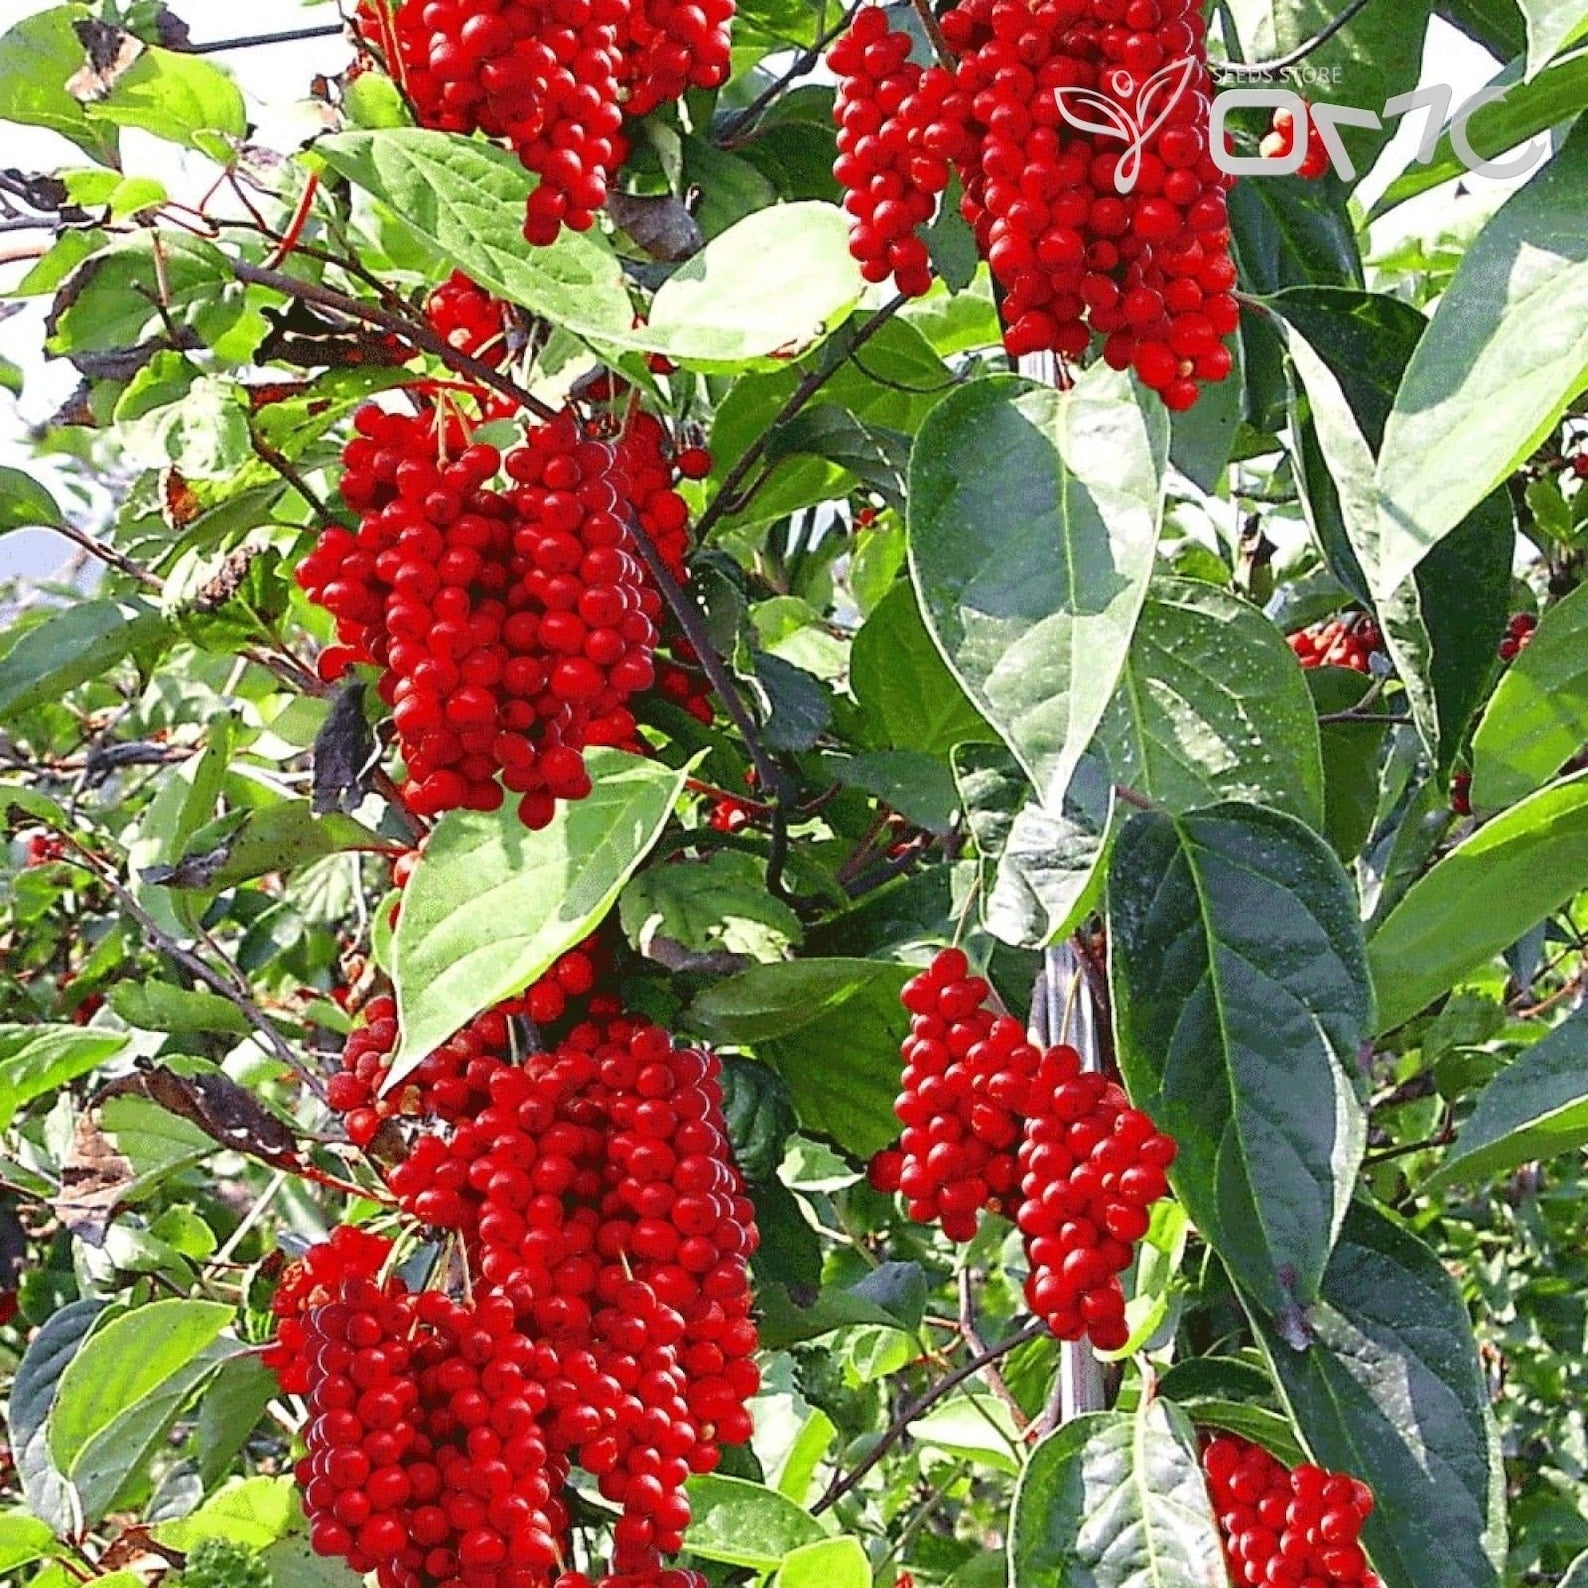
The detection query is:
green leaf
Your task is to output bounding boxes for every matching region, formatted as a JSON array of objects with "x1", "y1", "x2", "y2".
[
  {"x1": 775, "y1": 1536, "x2": 870, "y2": 1588},
  {"x1": 109, "y1": 982, "x2": 251, "y2": 1038},
  {"x1": 0, "y1": 600, "x2": 167, "y2": 722},
  {"x1": 0, "y1": 467, "x2": 64, "y2": 535},
  {"x1": 0, "y1": 1025, "x2": 131, "y2": 1131},
  {"x1": 1108, "y1": 804, "x2": 1372, "y2": 1313},
  {"x1": 49, "y1": 1298, "x2": 234, "y2": 1470},
  {"x1": 0, "y1": 1512, "x2": 58, "y2": 1574},
  {"x1": 689, "y1": 958, "x2": 912, "y2": 1157},
  {"x1": 851, "y1": 579, "x2": 993, "y2": 757},
  {"x1": 1563, "y1": 1549, "x2": 1588, "y2": 1588},
  {"x1": 391, "y1": 749, "x2": 686, "y2": 1069},
  {"x1": 1169, "y1": 334, "x2": 1243, "y2": 492},
  {"x1": 195, "y1": 800, "x2": 387, "y2": 889},
  {"x1": 1375, "y1": 119, "x2": 1588, "y2": 597},
  {"x1": 1227, "y1": 175, "x2": 1362, "y2": 297},
  {"x1": 8, "y1": 1297, "x2": 102, "y2": 1535},
  {"x1": 1009, "y1": 1401, "x2": 1228, "y2": 1588},
  {"x1": 1094, "y1": 578, "x2": 1325, "y2": 826},
  {"x1": 645, "y1": 202, "x2": 864, "y2": 367},
  {"x1": 0, "y1": 5, "x2": 119, "y2": 164},
  {"x1": 315, "y1": 130, "x2": 633, "y2": 343},
  {"x1": 1367, "y1": 770, "x2": 1588, "y2": 1031},
  {"x1": 909, "y1": 1394, "x2": 1022, "y2": 1474},
  {"x1": 1308, "y1": 668, "x2": 1392, "y2": 862},
  {"x1": 1243, "y1": 1202, "x2": 1505, "y2": 1588},
  {"x1": 1423, "y1": 1012, "x2": 1588, "y2": 1189},
  {"x1": 621, "y1": 849, "x2": 802, "y2": 962},
  {"x1": 1521, "y1": 0, "x2": 1588, "y2": 70},
  {"x1": 152, "y1": 1475, "x2": 298, "y2": 1552},
  {"x1": 683, "y1": 1474, "x2": 829, "y2": 1569},
  {"x1": 908, "y1": 367, "x2": 1168, "y2": 811},
  {"x1": 1471, "y1": 580, "x2": 1588, "y2": 809},
  {"x1": 1372, "y1": 48, "x2": 1588, "y2": 215},
  {"x1": 82, "y1": 47, "x2": 245, "y2": 148}
]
